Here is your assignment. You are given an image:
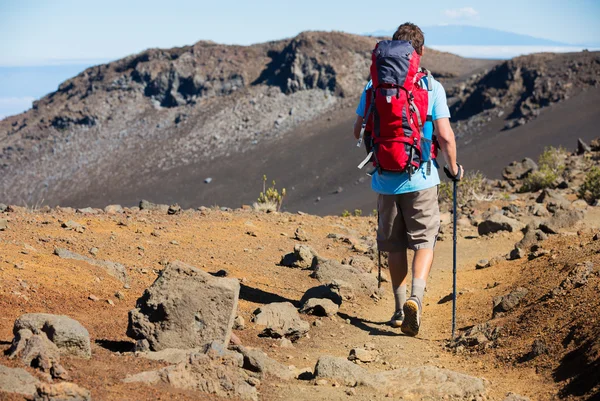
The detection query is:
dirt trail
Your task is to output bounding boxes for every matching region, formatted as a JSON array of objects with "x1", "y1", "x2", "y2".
[{"x1": 0, "y1": 205, "x2": 599, "y2": 400}]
